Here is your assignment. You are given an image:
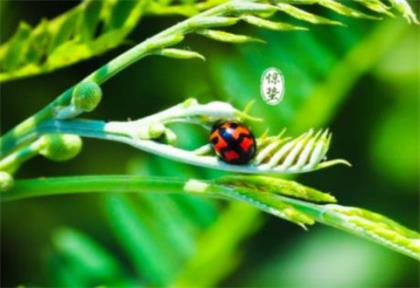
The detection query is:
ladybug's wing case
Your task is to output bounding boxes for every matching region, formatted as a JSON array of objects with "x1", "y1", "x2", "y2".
[
  {"x1": 223, "y1": 150, "x2": 241, "y2": 162},
  {"x1": 209, "y1": 122, "x2": 257, "y2": 165},
  {"x1": 210, "y1": 129, "x2": 228, "y2": 151}
]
